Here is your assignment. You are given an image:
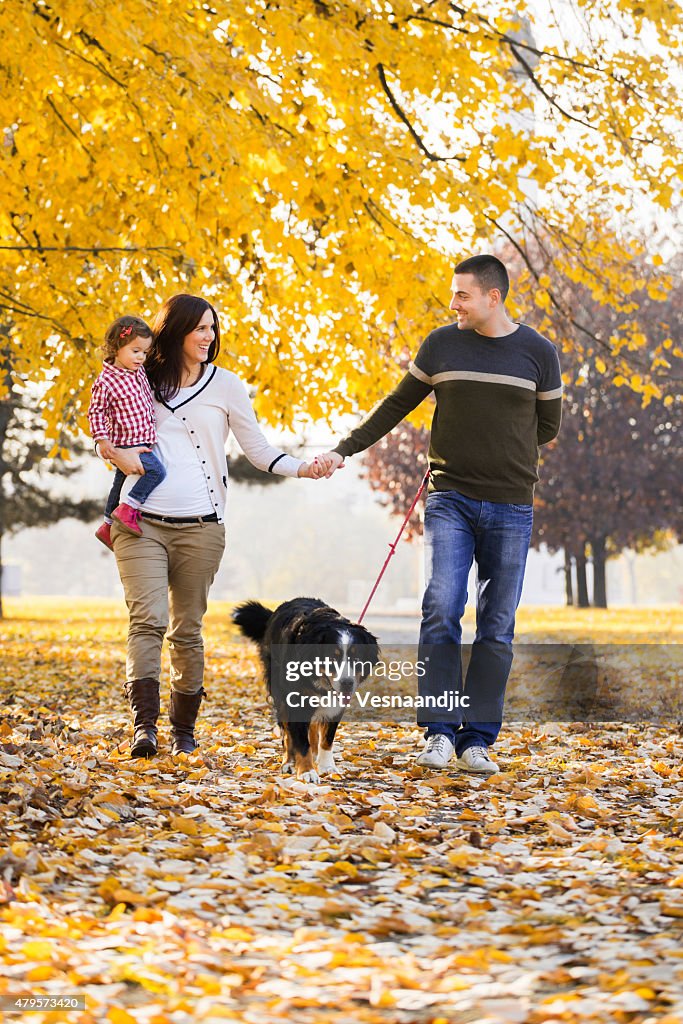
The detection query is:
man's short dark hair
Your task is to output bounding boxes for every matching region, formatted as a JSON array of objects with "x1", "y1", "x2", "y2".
[{"x1": 453, "y1": 254, "x2": 509, "y2": 300}]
